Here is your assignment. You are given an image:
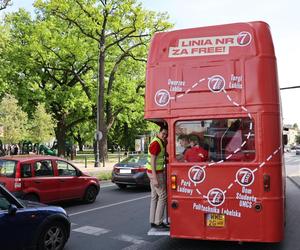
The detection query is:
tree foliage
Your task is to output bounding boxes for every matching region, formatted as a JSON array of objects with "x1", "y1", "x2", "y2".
[
  {"x1": 34, "y1": 0, "x2": 172, "y2": 158},
  {"x1": 0, "y1": 0, "x2": 172, "y2": 154},
  {"x1": 3, "y1": 8, "x2": 96, "y2": 155},
  {"x1": 0, "y1": 94, "x2": 28, "y2": 144},
  {"x1": 28, "y1": 103, "x2": 55, "y2": 144}
]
